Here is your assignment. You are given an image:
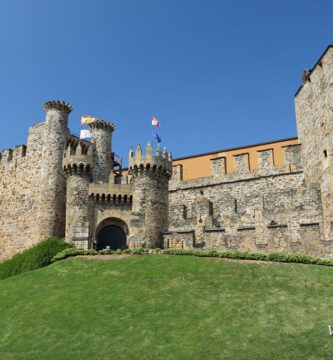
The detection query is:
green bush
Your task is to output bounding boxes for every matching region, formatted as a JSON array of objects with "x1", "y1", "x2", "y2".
[
  {"x1": 0, "y1": 237, "x2": 72, "y2": 280},
  {"x1": 51, "y1": 248, "x2": 84, "y2": 261},
  {"x1": 267, "y1": 253, "x2": 288, "y2": 262},
  {"x1": 99, "y1": 249, "x2": 115, "y2": 255},
  {"x1": 129, "y1": 248, "x2": 147, "y2": 255},
  {"x1": 195, "y1": 249, "x2": 219, "y2": 257},
  {"x1": 82, "y1": 249, "x2": 98, "y2": 255},
  {"x1": 163, "y1": 248, "x2": 195, "y2": 256},
  {"x1": 50, "y1": 244, "x2": 333, "y2": 268}
]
